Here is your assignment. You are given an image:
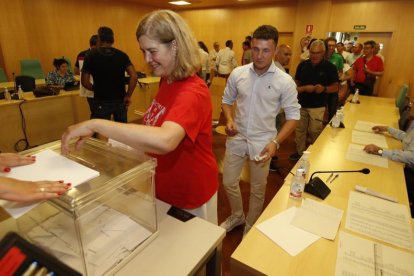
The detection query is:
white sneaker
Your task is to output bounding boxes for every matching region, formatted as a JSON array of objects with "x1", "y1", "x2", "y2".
[
  {"x1": 243, "y1": 223, "x2": 252, "y2": 238},
  {"x1": 220, "y1": 214, "x2": 245, "y2": 232}
]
